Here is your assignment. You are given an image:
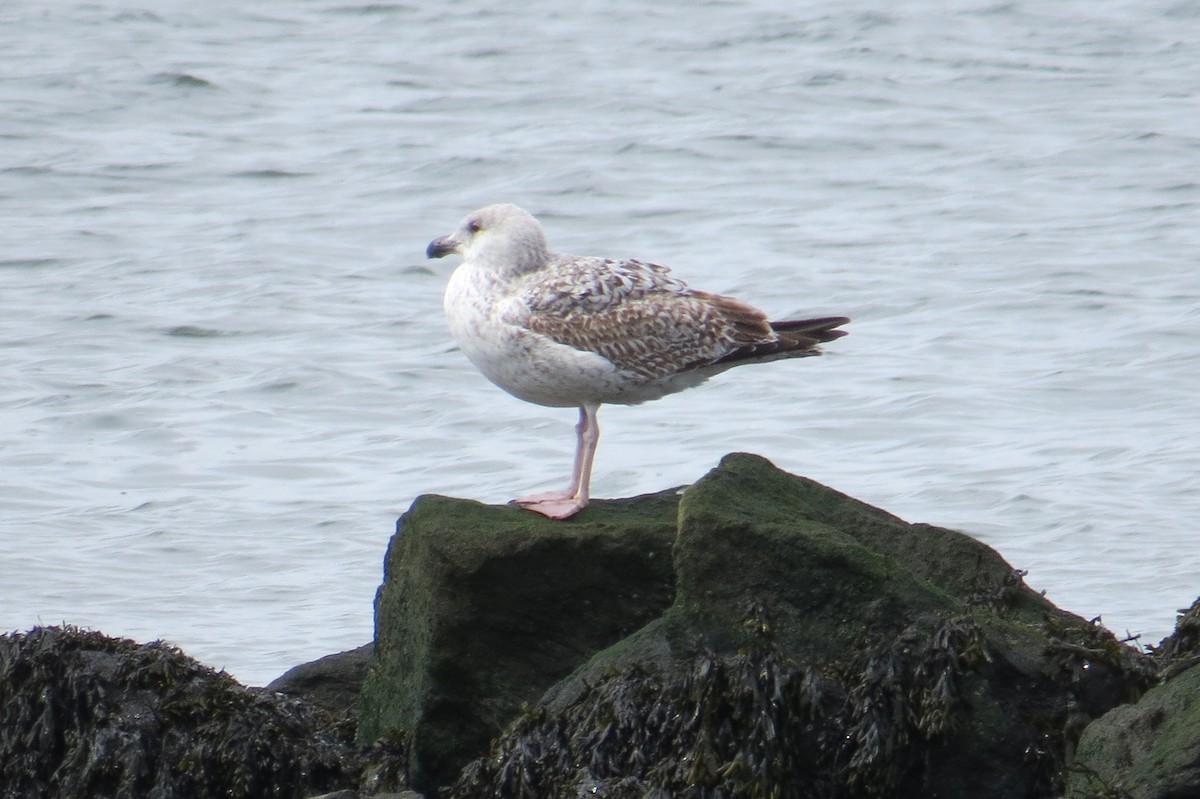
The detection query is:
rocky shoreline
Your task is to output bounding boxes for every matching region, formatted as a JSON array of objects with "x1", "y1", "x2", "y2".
[{"x1": 2, "y1": 454, "x2": 1196, "y2": 798}]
